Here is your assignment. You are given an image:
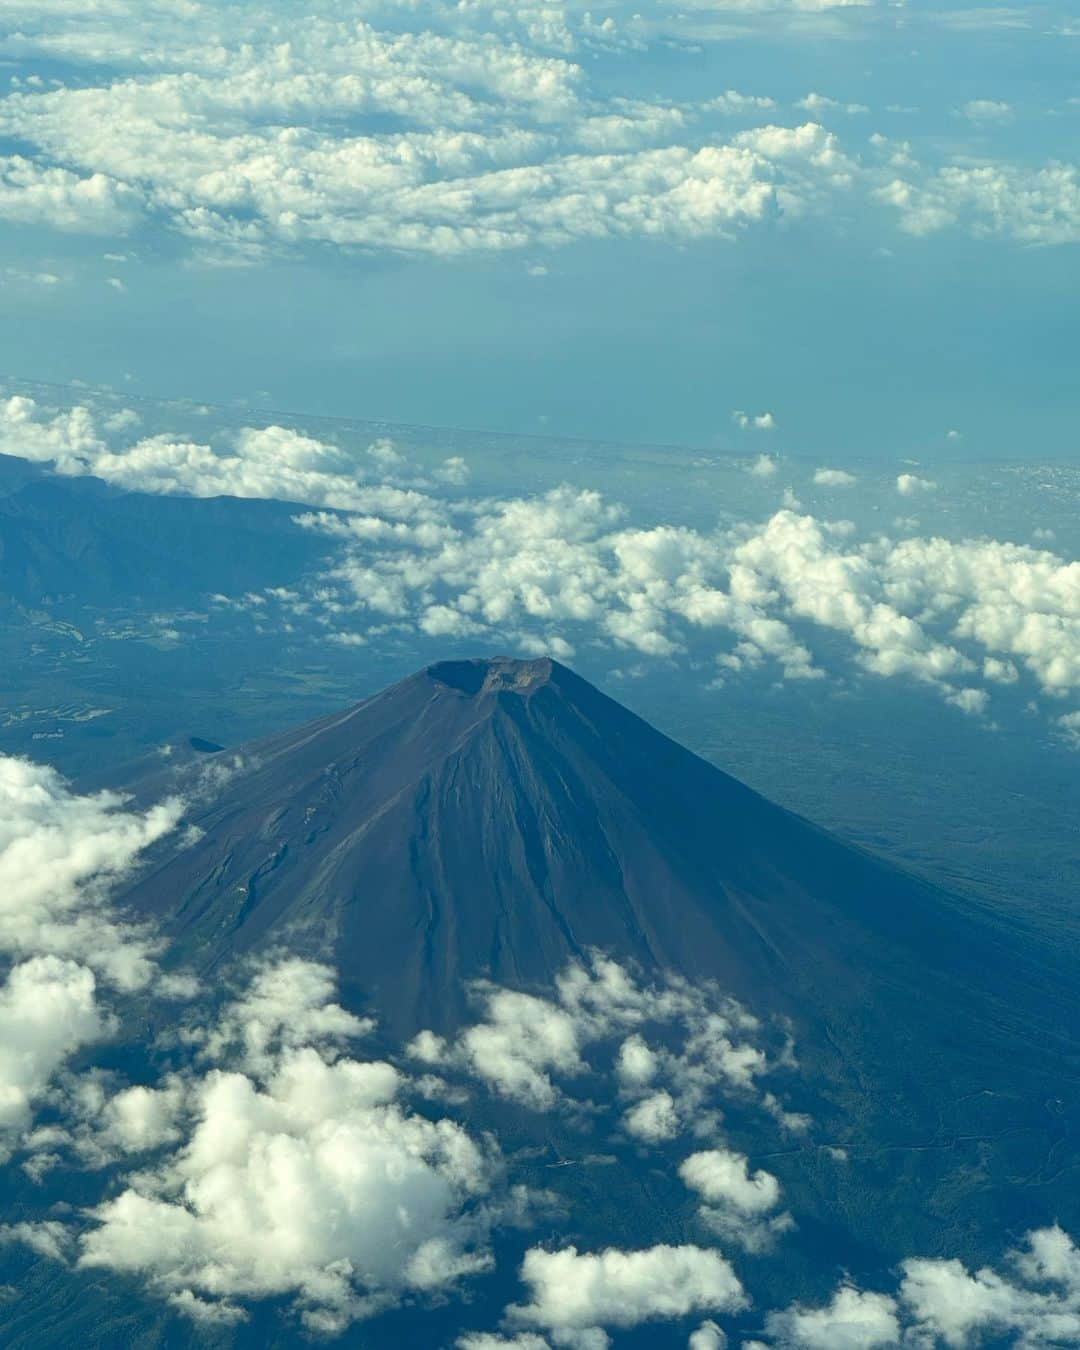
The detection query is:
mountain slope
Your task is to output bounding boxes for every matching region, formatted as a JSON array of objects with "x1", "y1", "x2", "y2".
[{"x1": 122, "y1": 657, "x2": 1080, "y2": 1119}]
